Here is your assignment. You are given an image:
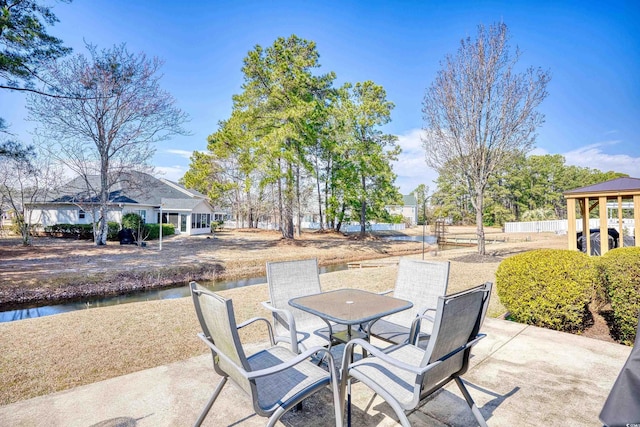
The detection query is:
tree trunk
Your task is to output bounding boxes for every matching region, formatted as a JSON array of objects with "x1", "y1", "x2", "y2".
[
  {"x1": 336, "y1": 203, "x2": 346, "y2": 232},
  {"x1": 281, "y1": 159, "x2": 295, "y2": 239},
  {"x1": 359, "y1": 174, "x2": 367, "y2": 237},
  {"x1": 315, "y1": 158, "x2": 324, "y2": 230},
  {"x1": 295, "y1": 164, "x2": 301, "y2": 238},
  {"x1": 96, "y1": 168, "x2": 109, "y2": 245},
  {"x1": 475, "y1": 192, "x2": 486, "y2": 255}
]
